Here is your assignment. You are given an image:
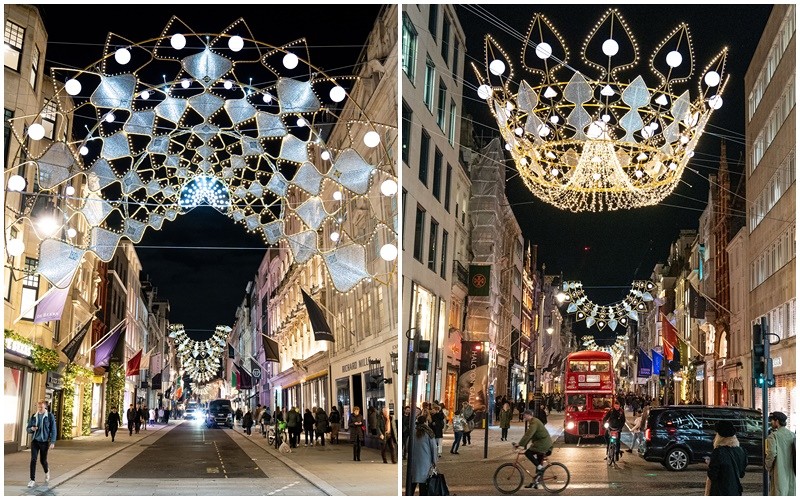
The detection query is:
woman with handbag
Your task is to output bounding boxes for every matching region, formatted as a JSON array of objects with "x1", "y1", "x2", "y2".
[
  {"x1": 349, "y1": 406, "x2": 365, "y2": 461},
  {"x1": 410, "y1": 416, "x2": 438, "y2": 495}
]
